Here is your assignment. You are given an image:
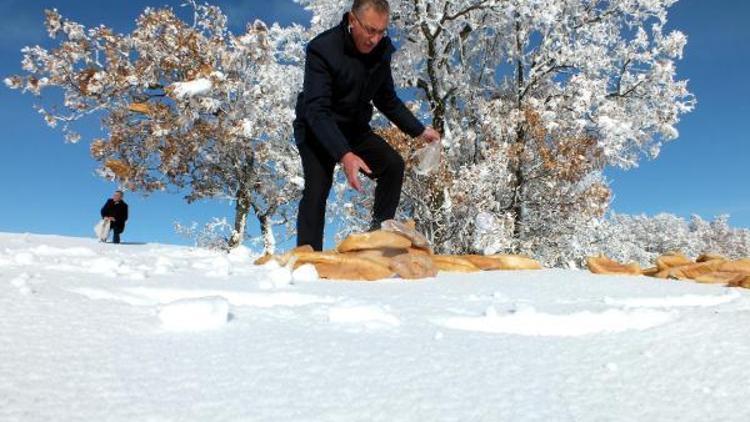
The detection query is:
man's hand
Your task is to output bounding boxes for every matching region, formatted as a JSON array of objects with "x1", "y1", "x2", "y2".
[
  {"x1": 420, "y1": 126, "x2": 441, "y2": 144},
  {"x1": 340, "y1": 152, "x2": 372, "y2": 192}
]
